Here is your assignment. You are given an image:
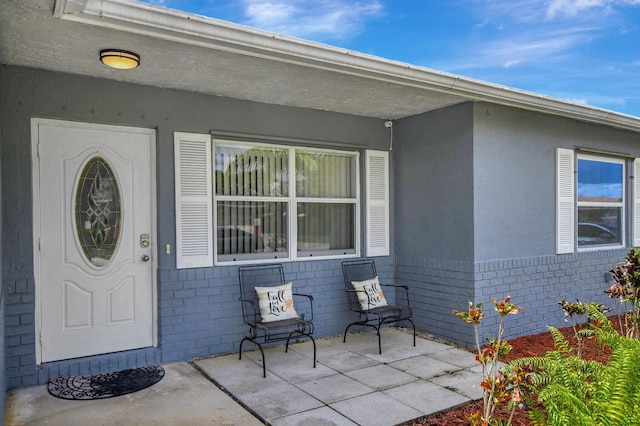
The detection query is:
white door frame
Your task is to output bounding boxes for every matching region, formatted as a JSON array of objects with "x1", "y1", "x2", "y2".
[{"x1": 31, "y1": 118, "x2": 158, "y2": 364}]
